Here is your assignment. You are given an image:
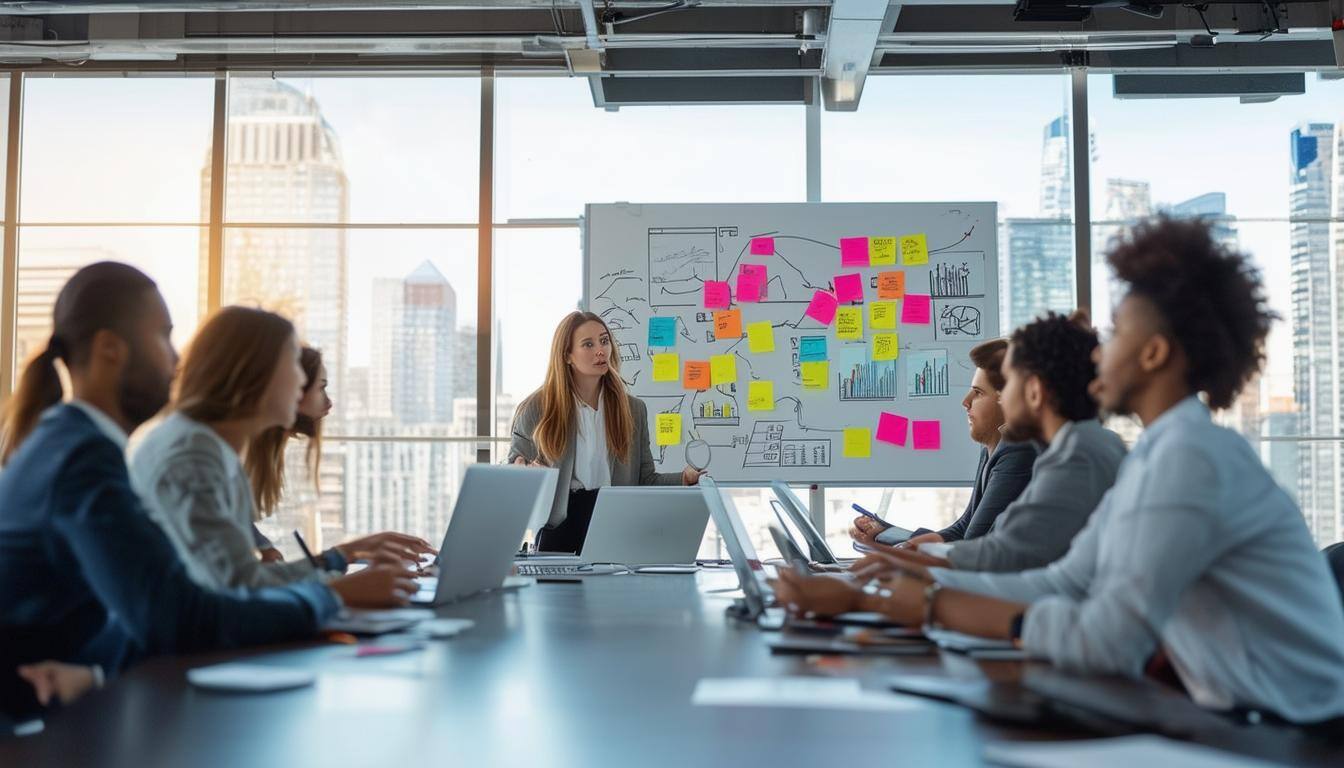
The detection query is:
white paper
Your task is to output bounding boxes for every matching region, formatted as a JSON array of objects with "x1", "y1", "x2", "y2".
[
  {"x1": 984, "y1": 735, "x2": 1288, "y2": 768},
  {"x1": 413, "y1": 618, "x2": 476, "y2": 638},
  {"x1": 918, "y1": 542, "x2": 953, "y2": 558},
  {"x1": 187, "y1": 663, "x2": 316, "y2": 692},
  {"x1": 691, "y1": 677, "x2": 925, "y2": 712}
]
